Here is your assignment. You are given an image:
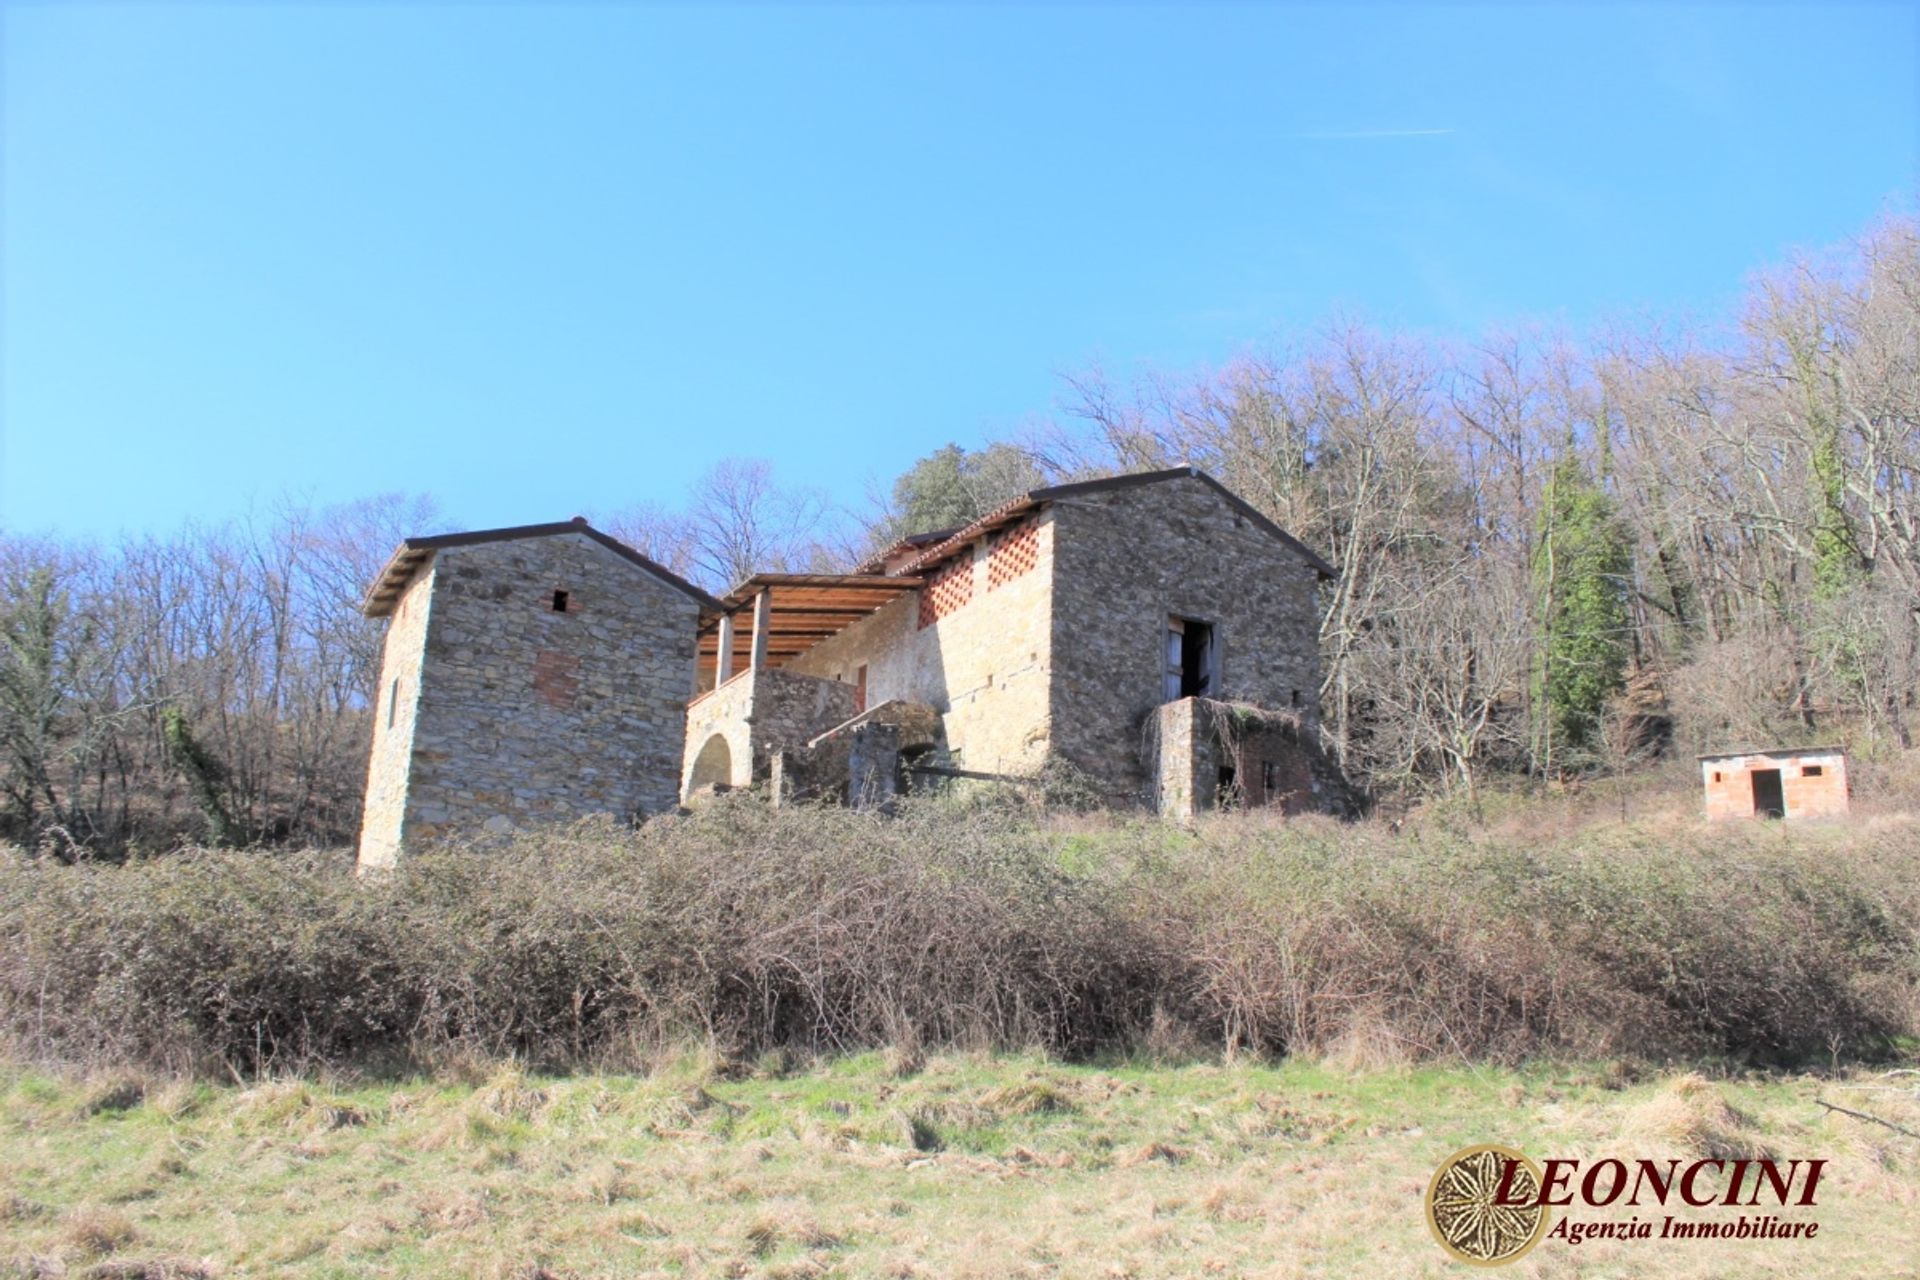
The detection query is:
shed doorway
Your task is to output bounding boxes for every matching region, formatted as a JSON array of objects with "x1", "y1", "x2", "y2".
[{"x1": 1751, "y1": 768, "x2": 1784, "y2": 819}]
